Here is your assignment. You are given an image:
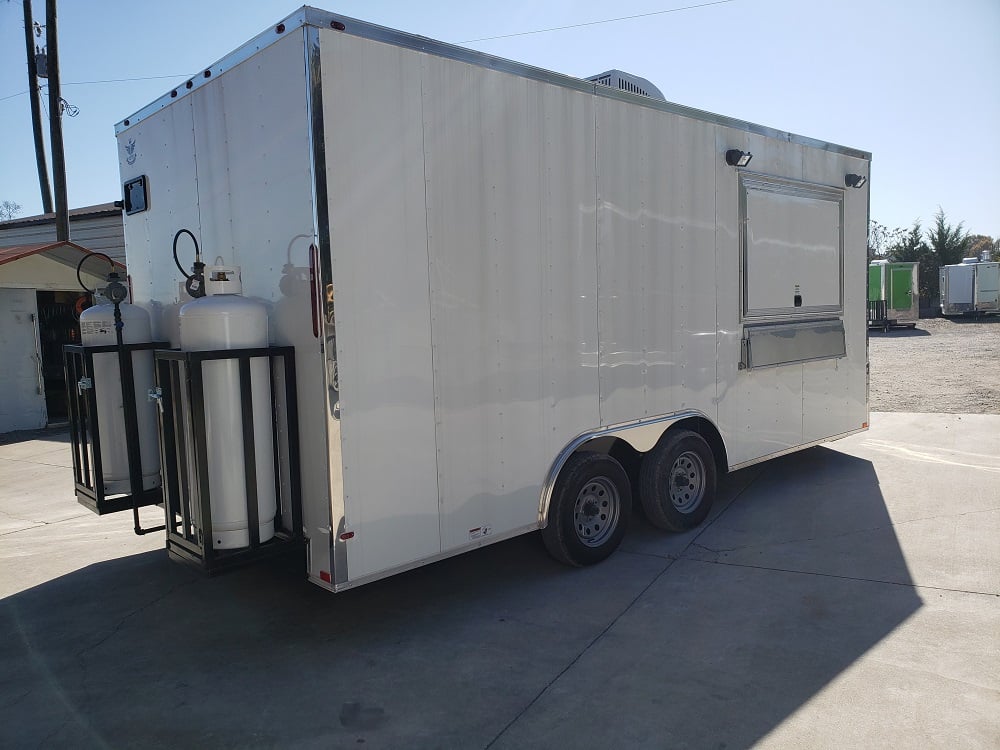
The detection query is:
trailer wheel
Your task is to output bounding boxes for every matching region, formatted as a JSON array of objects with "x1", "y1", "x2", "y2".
[
  {"x1": 542, "y1": 452, "x2": 631, "y2": 567},
  {"x1": 640, "y1": 430, "x2": 716, "y2": 532}
]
